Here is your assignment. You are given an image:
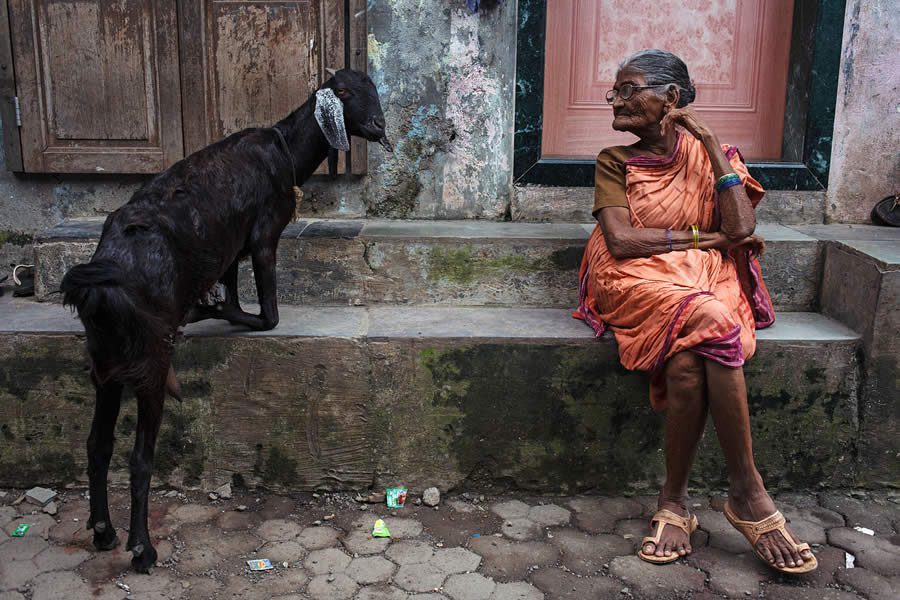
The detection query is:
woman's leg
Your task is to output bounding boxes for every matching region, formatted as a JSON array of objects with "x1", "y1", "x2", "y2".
[
  {"x1": 704, "y1": 360, "x2": 814, "y2": 568},
  {"x1": 644, "y1": 351, "x2": 708, "y2": 559}
]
